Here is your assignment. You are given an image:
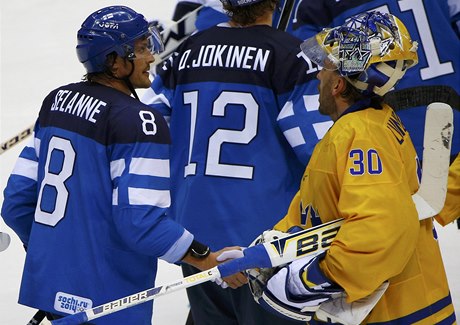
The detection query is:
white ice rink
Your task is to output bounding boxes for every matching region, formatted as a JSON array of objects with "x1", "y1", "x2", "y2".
[{"x1": 0, "y1": 1, "x2": 459, "y2": 324}]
